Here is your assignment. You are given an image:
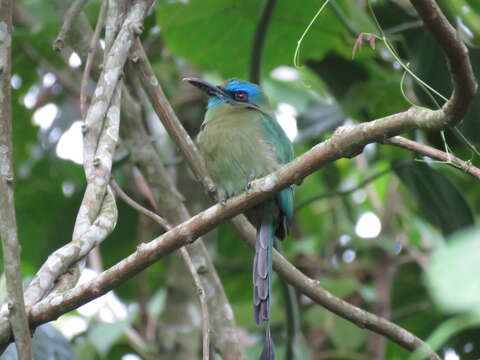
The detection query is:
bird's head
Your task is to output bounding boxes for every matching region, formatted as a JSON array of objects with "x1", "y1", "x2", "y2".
[{"x1": 185, "y1": 78, "x2": 270, "y2": 111}]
